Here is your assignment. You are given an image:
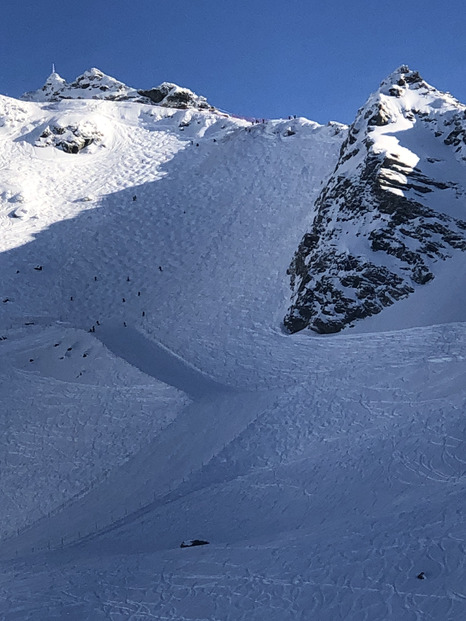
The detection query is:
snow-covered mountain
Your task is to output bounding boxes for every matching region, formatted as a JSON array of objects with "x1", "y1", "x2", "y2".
[
  {"x1": 285, "y1": 66, "x2": 466, "y2": 333},
  {"x1": 1, "y1": 67, "x2": 466, "y2": 620}
]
